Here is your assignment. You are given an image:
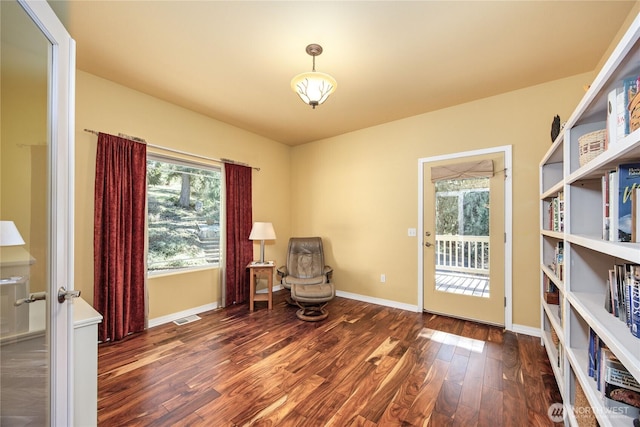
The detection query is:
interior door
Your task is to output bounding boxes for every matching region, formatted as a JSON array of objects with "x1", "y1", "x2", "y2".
[
  {"x1": 0, "y1": 1, "x2": 75, "y2": 425},
  {"x1": 422, "y1": 151, "x2": 506, "y2": 326}
]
